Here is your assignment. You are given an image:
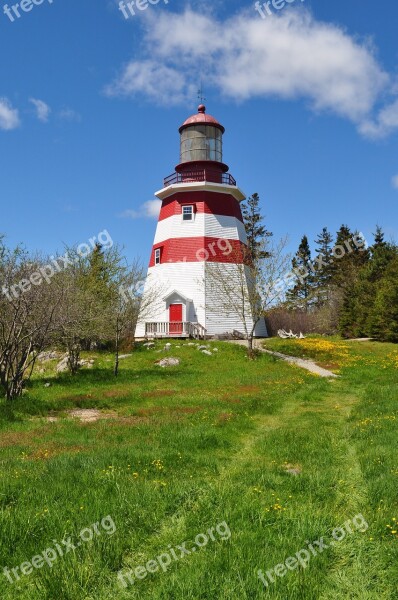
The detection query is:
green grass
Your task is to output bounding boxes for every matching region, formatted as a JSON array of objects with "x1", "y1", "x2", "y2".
[{"x1": 0, "y1": 339, "x2": 397, "y2": 599}]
